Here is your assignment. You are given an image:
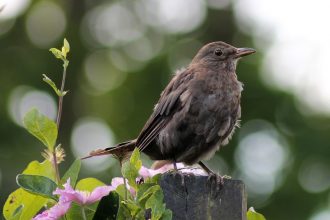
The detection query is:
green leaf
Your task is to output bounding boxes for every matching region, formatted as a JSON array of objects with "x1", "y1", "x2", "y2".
[
  {"x1": 23, "y1": 108, "x2": 58, "y2": 150},
  {"x1": 247, "y1": 207, "x2": 266, "y2": 220},
  {"x1": 121, "y1": 200, "x2": 141, "y2": 217},
  {"x1": 136, "y1": 183, "x2": 156, "y2": 200},
  {"x1": 130, "y1": 148, "x2": 142, "y2": 170},
  {"x1": 42, "y1": 74, "x2": 64, "y2": 97},
  {"x1": 136, "y1": 209, "x2": 149, "y2": 220},
  {"x1": 61, "y1": 159, "x2": 81, "y2": 187},
  {"x1": 138, "y1": 185, "x2": 160, "y2": 204},
  {"x1": 3, "y1": 160, "x2": 55, "y2": 220},
  {"x1": 3, "y1": 189, "x2": 48, "y2": 220},
  {"x1": 76, "y1": 178, "x2": 105, "y2": 192},
  {"x1": 116, "y1": 202, "x2": 132, "y2": 220},
  {"x1": 121, "y1": 162, "x2": 138, "y2": 190},
  {"x1": 121, "y1": 148, "x2": 142, "y2": 190},
  {"x1": 146, "y1": 173, "x2": 161, "y2": 184},
  {"x1": 145, "y1": 189, "x2": 165, "y2": 220},
  {"x1": 61, "y1": 38, "x2": 70, "y2": 58},
  {"x1": 23, "y1": 160, "x2": 55, "y2": 179},
  {"x1": 16, "y1": 174, "x2": 57, "y2": 200},
  {"x1": 160, "y1": 209, "x2": 172, "y2": 220},
  {"x1": 92, "y1": 191, "x2": 119, "y2": 220},
  {"x1": 8, "y1": 205, "x2": 23, "y2": 220},
  {"x1": 49, "y1": 48, "x2": 63, "y2": 60},
  {"x1": 66, "y1": 202, "x2": 97, "y2": 220},
  {"x1": 115, "y1": 184, "x2": 133, "y2": 200}
]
